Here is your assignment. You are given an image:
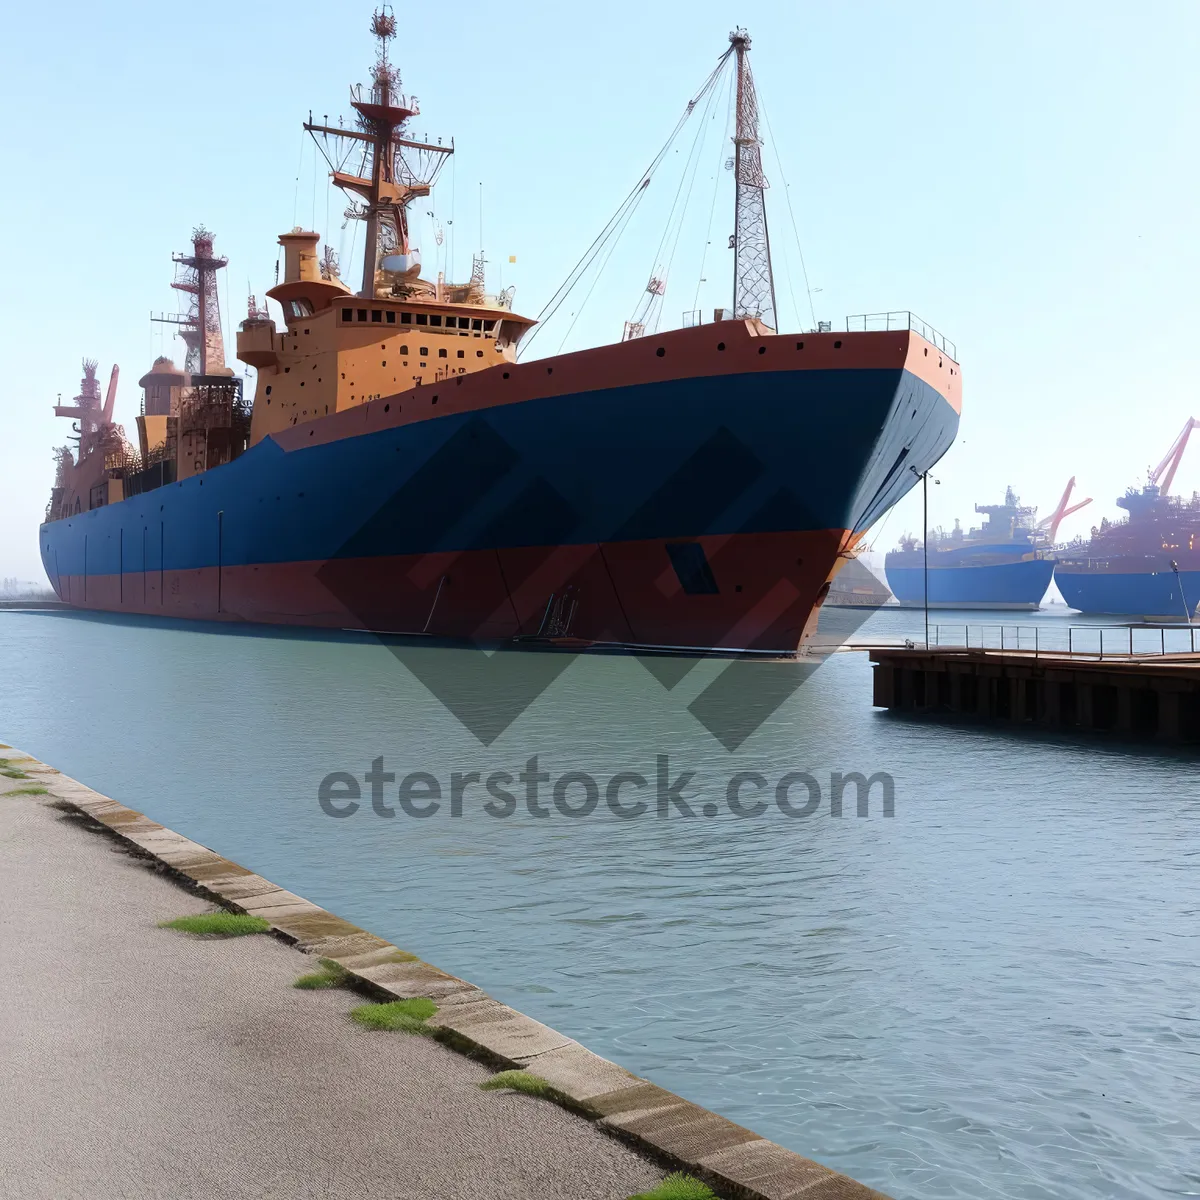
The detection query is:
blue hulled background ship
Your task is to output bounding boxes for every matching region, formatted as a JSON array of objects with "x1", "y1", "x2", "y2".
[
  {"x1": 885, "y1": 482, "x2": 1089, "y2": 610},
  {"x1": 1055, "y1": 419, "x2": 1200, "y2": 619}
]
